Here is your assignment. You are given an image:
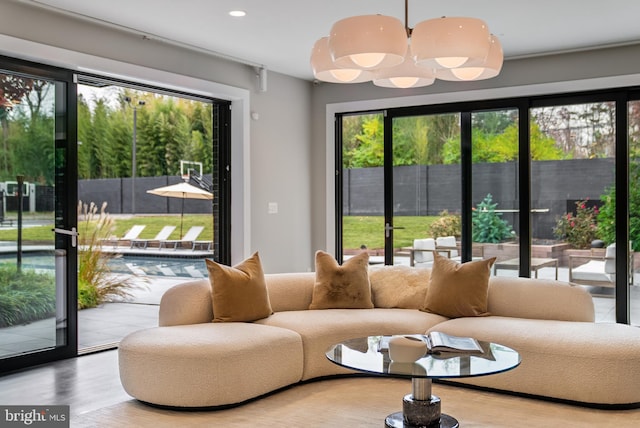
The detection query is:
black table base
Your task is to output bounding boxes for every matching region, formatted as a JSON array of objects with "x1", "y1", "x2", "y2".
[{"x1": 385, "y1": 411, "x2": 458, "y2": 428}]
